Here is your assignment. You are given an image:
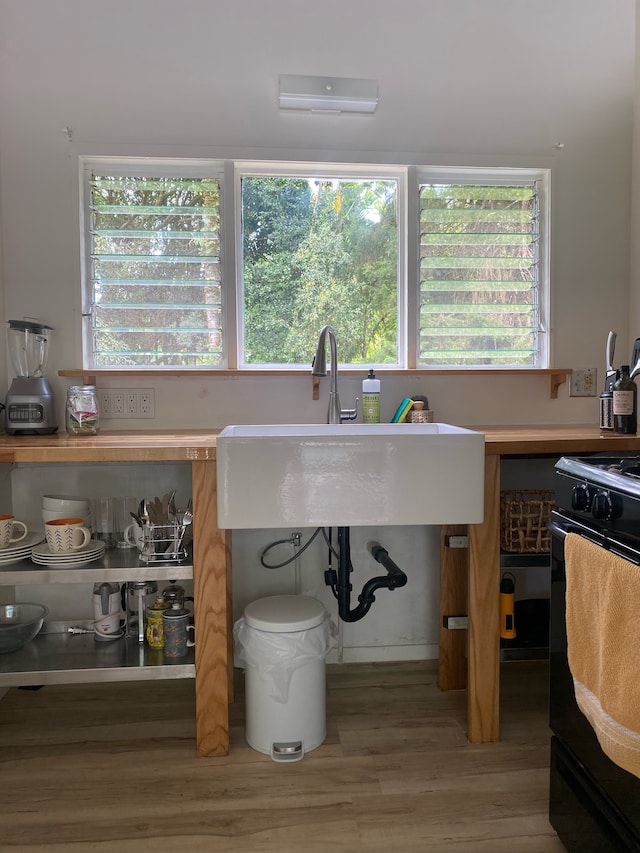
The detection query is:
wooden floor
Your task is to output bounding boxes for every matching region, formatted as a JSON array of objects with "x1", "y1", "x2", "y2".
[{"x1": 0, "y1": 660, "x2": 565, "y2": 853}]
